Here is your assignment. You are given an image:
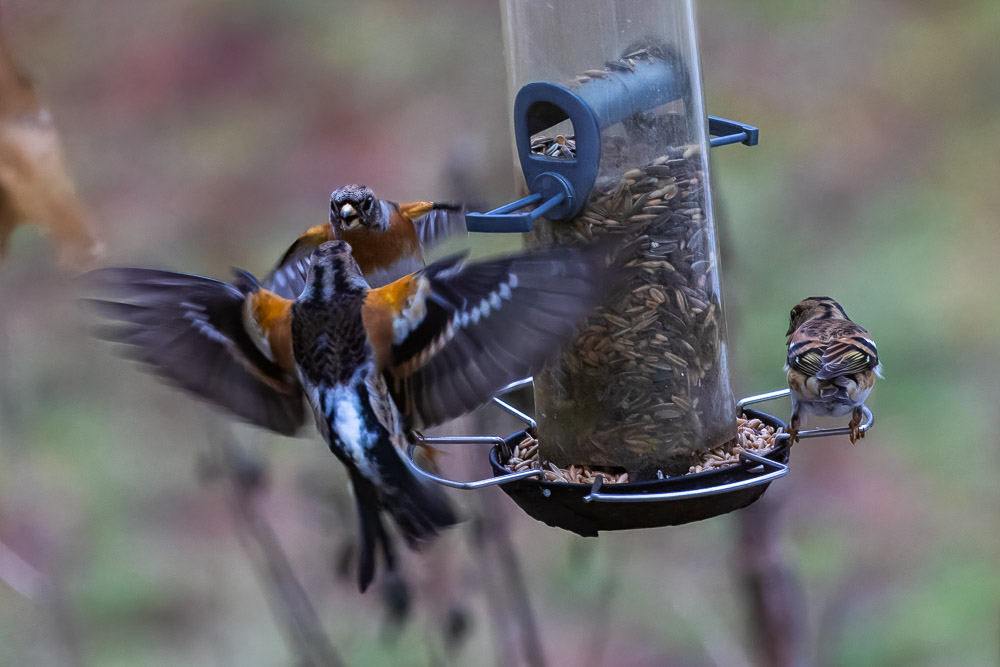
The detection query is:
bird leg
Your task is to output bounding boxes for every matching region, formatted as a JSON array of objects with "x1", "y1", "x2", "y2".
[
  {"x1": 848, "y1": 406, "x2": 864, "y2": 444},
  {"x1": 788, "y1": 410, "x2": 801, "y2": 445}
]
